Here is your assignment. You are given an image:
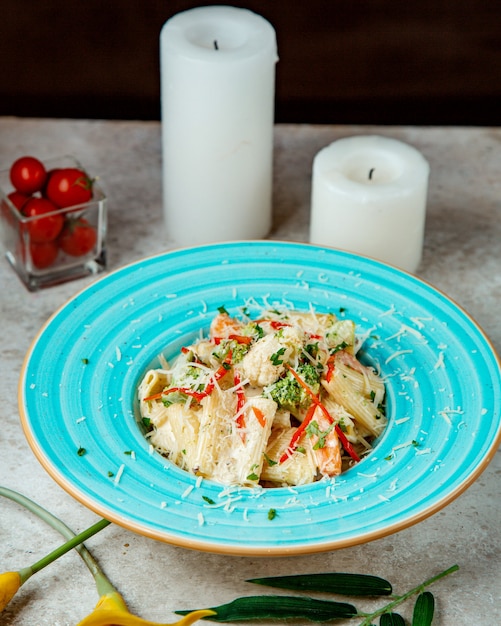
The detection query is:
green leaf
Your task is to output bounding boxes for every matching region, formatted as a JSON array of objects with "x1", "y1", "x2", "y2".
[
  {"x1": 176, "y1": 595, "x2": 357, "y2": 622},
  {"x1": 267, "y1": 508, "x2": 277, "y2": 520},
  {"x1": 270, "y1": 347, "x2": 286, "y2": 366},
  {"x1": 246, "y1": 572, "x2": 392, "y2": 596},
  {"x1": 412, "y1": 592, "x2": 435, "y2": 626},
  {"x1": 380, "y1": 613, "x2": 406, "y2": 626}
]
